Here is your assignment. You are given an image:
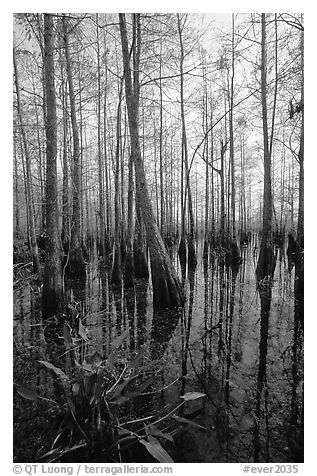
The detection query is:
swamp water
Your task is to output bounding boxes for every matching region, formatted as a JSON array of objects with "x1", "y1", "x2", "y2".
[{"x1": 13, "y1": 243, "x2": 303, "y2": 463}]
